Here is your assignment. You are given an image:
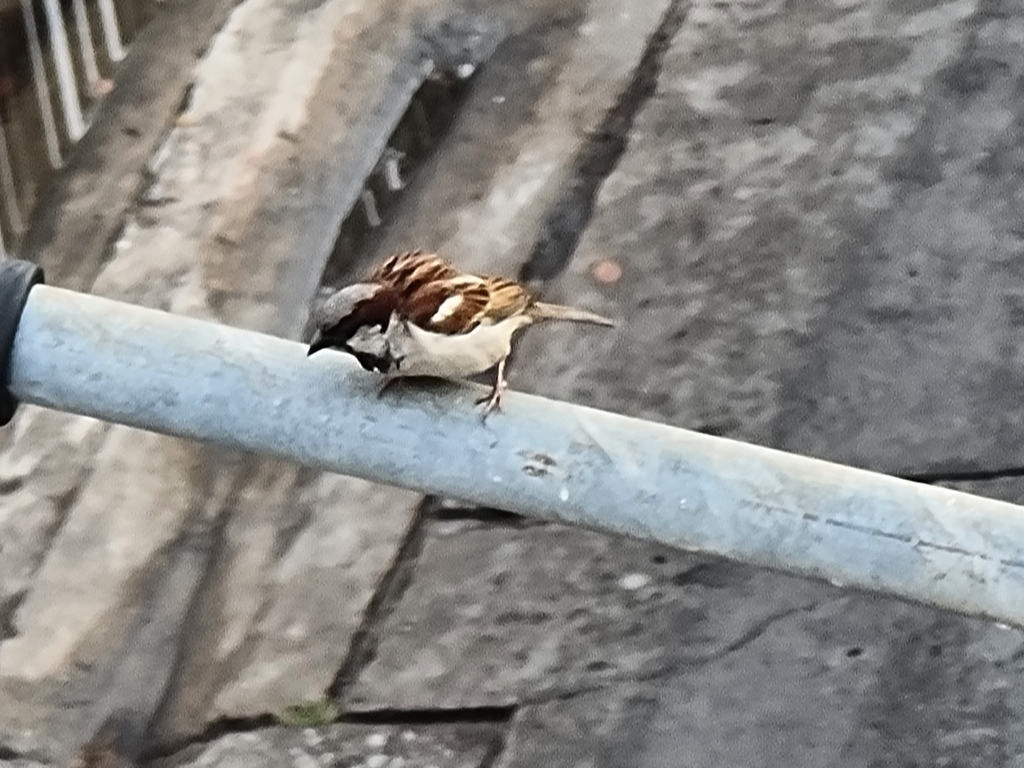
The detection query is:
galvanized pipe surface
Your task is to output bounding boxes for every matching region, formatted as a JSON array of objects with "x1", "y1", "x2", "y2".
[{"x1": 10, "y1": 285, "x2": 1024, "y2": 628}]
